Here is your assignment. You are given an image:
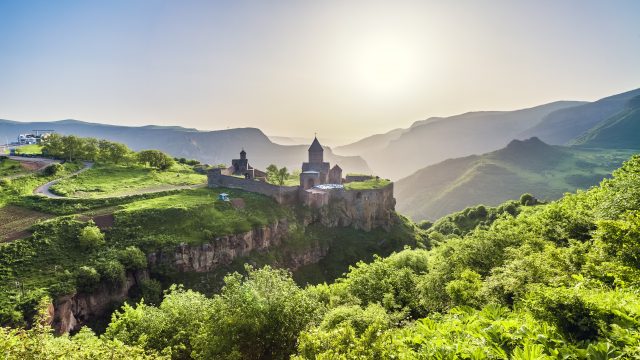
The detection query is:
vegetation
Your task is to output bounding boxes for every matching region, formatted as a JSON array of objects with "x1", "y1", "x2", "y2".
[
  {"x1": 2, "y1": 142, "x2": 640, "y2": 358},
  {"x1": 266, "y1": 164, "x2": 290, "y2": 186},
  {"x1": 0, "y1": 157, "x2": 26, "y2": 177},
  {"x1": 344, "y1": 177, "x2": 391, "y2": 190},
  {"x1": 49, "y1": 163, "x2": 205, "y2": 198},
  {"x1": 137, "y1": 150, "x2": 175, "y2": 170},
  {"x1": 10, "y1": 153, "x2": 639, "y2": 359},
  {"x1": 396, "y1": 137, "x2": 636, "y2": 220},
  {"x1": 13, "y1": 144, "x2": 43, "y2": 156}
]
